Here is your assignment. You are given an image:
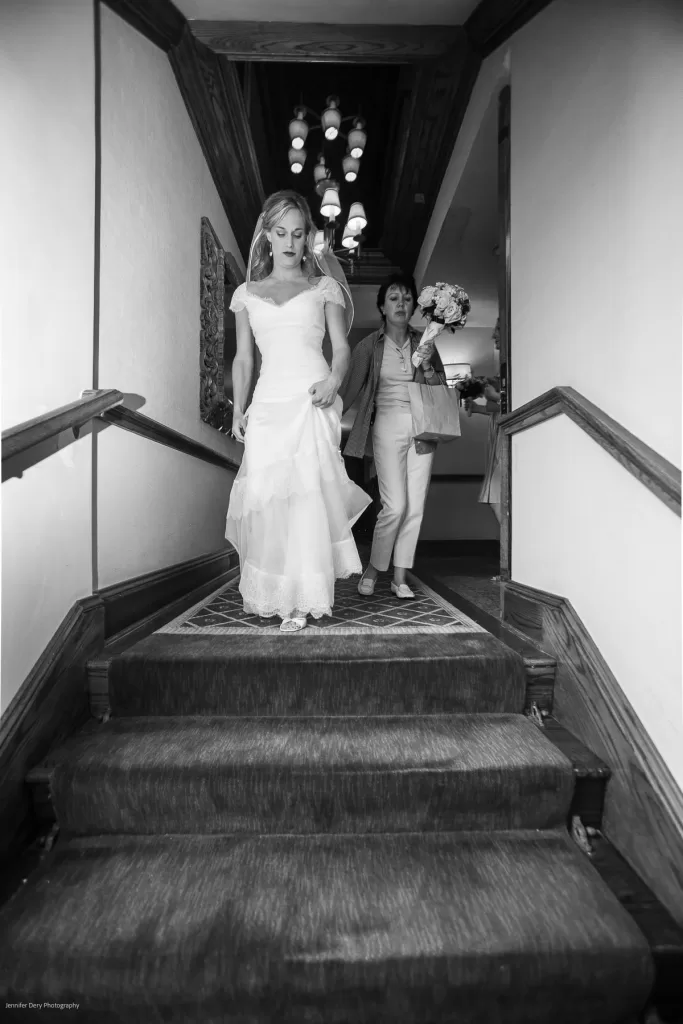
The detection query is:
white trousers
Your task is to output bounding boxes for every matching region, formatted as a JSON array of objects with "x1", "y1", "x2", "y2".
[{"x1": 370, "y1": 409, "x2": 434, "y2": 571}]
